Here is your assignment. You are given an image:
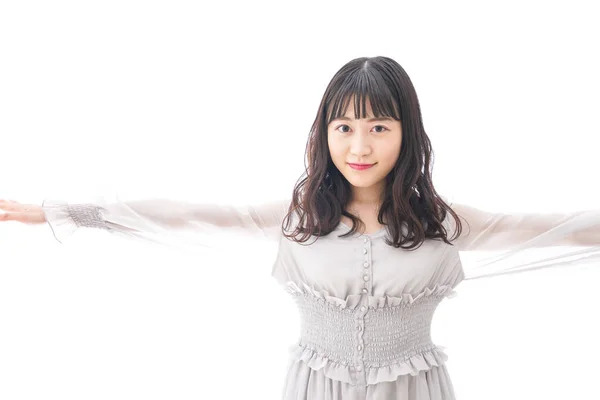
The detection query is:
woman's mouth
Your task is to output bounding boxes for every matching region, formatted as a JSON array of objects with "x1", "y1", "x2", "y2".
[{"x1": 348, "y1": 163, "x2": 375, "y2": 170}]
